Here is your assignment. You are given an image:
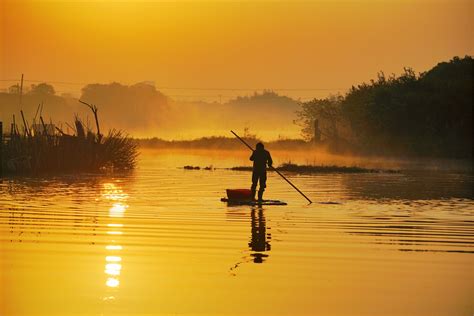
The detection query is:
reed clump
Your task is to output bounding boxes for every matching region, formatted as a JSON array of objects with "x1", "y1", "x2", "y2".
[{"x1": 2, "y1": 102, "x2": 138, "y2": 175}]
